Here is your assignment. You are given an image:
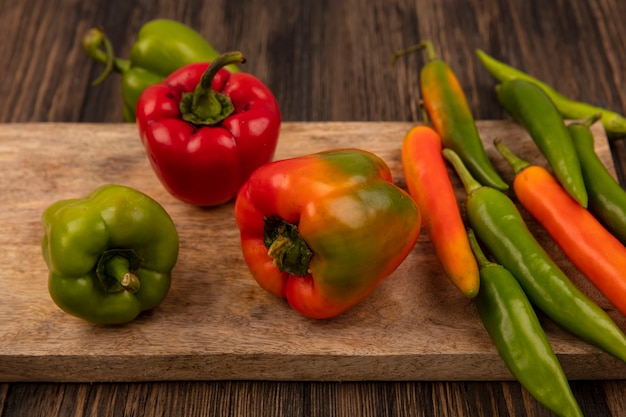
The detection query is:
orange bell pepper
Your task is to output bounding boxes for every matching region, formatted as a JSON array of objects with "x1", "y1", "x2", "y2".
[{"x1": 234, "y1": 149, "x2": 421, "y2": 319}]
